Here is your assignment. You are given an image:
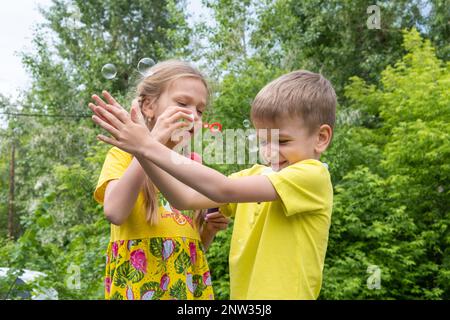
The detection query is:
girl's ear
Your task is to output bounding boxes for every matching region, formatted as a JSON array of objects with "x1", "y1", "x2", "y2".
[{"x1": 141, "y1": 97, "x2": 155, "y2": 120}]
